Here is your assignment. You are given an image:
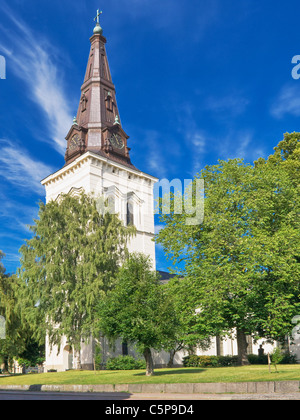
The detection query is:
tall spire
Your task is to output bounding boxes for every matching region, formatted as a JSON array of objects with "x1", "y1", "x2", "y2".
[{"x1": 64, "y1": 12, "x2": 133, "y2": 169}]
